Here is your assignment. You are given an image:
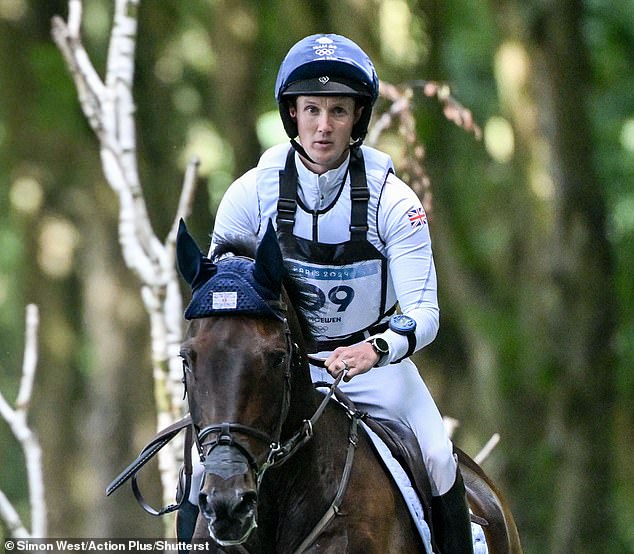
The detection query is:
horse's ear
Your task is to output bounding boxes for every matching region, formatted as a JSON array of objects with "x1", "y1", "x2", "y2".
[
  {"x1": 253, "y1": 220, "x2": 285, "y2": 295},
  {"x1": 176, "y1": 219, "x2": 216, "y2": 289}
]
